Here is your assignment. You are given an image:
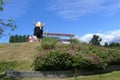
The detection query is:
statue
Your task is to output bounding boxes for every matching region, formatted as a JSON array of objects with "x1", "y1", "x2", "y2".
[{"x1": 34, "y1": 21, "x2": 44, "y2": 39}]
